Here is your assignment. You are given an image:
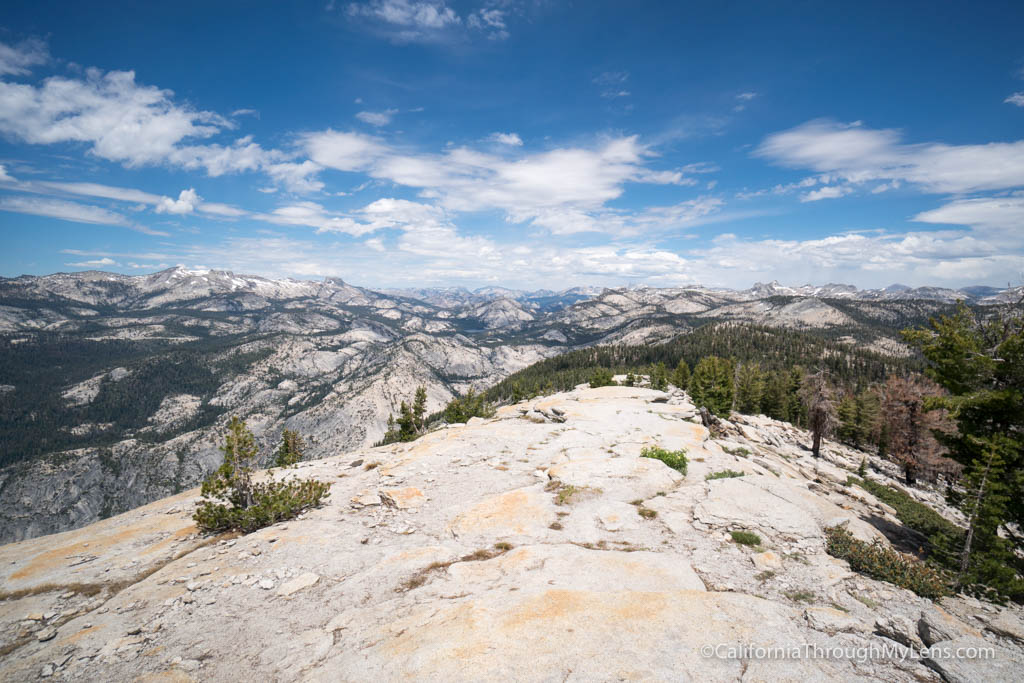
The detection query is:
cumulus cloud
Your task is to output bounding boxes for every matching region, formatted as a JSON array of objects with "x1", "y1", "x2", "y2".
[
  {"x1": 0, "y1": 63, "x2": 321, "y2": 192},
  {"x1": 303, "y1": 131, "x2": 713, "y2": 235},
  {"x1": 155, "y1": 188, "x2": 200, "y2": 214}
]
